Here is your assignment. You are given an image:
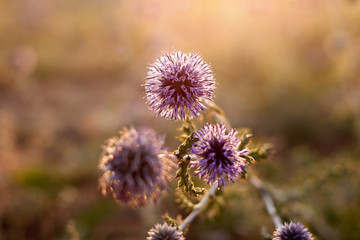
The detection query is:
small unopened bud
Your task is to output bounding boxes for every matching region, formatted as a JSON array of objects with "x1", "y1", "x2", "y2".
[
  {"x1": 147, "y1": 223, "x2": 185, "y2": 240},
  {"x1": 273, "y1": 222, "x2": 314, "y2": 240}
]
